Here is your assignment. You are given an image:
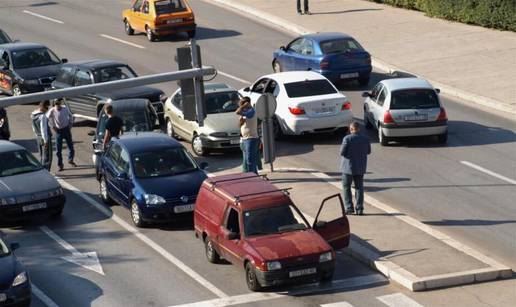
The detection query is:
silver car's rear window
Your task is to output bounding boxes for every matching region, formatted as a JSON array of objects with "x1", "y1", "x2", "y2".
[{"x1": 390, "y1": 89, "x2": 439, "y2": 110}]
